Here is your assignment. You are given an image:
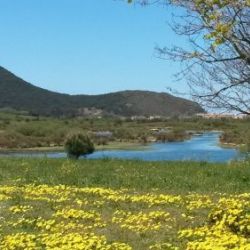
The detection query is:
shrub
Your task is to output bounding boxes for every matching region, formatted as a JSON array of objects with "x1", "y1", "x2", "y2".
[{"x1": 65, "y1": 133, "x2": 95, "y2": 159}]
